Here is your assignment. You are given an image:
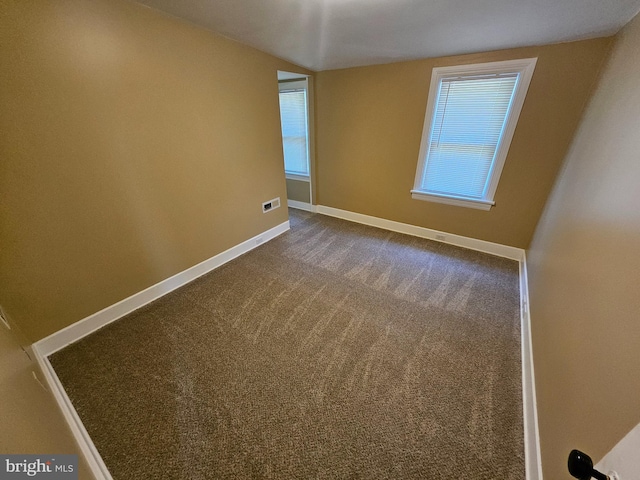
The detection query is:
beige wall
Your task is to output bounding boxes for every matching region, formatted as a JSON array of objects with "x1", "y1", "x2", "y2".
[
  {"x1": 285, "y1": 178, "x2": 311, "y2": 203},
  {"x1": 0, "y1": 0, "x2": 309, "y2": 342},
  {"x1": 0, "y1": 324, "x2": 93, "y2": 478},
  {"x1": 527, "y1": 13, "x2": 640, "y2": 479},
  {"x1": 315, "y1": 38, "x2": 612, "y2": 248}
]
